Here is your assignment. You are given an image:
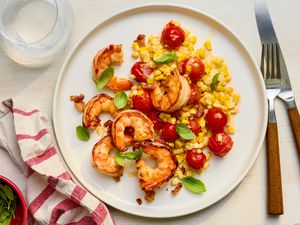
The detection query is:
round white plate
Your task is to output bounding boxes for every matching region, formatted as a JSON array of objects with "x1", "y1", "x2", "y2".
[{"x1": 53, "y1": 4, "x2": 267, "y2": 218}]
